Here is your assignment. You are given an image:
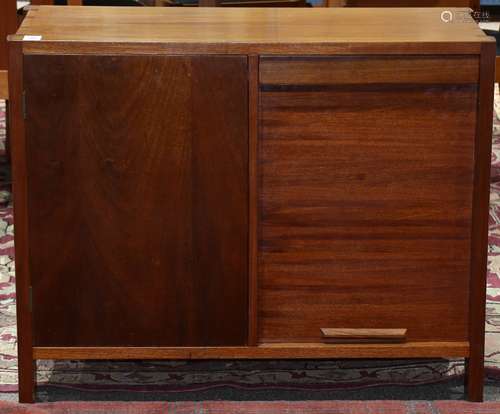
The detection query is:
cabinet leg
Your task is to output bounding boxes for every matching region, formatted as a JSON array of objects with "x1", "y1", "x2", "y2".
[
  {"x1": 18, "y1": 359, "x2": 35, "y2": 403},
  {"x1": 465, "y1": 356, "x2": 484, "y2": 402}
]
